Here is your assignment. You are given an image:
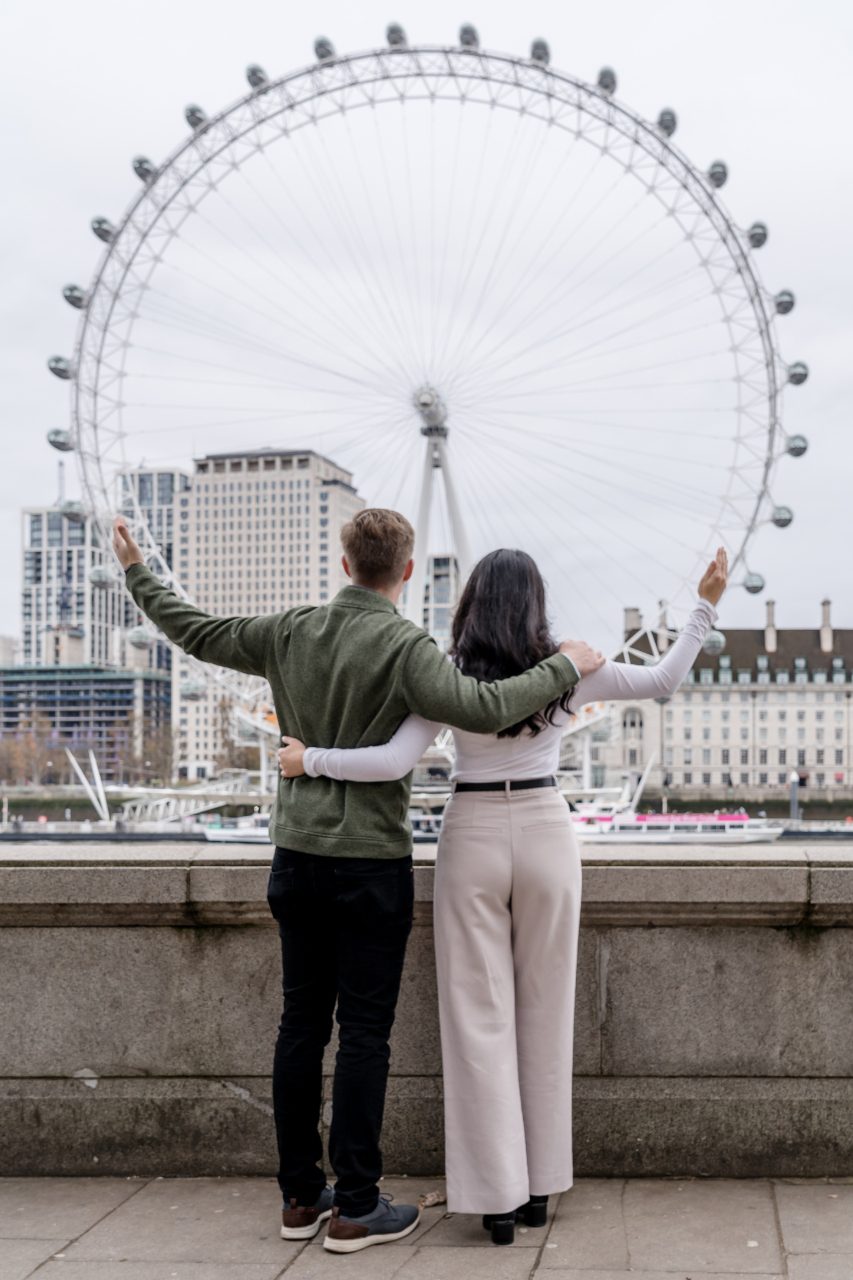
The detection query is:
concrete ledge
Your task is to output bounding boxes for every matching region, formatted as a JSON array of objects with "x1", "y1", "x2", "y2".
[
  {"x1": 2, "y1": 842, "x2": 852, "y2": 1176},
  {"x1": 2, "y1": 842, "x2": 852, "y2": 926},
  {"x1": 3, "y1": 1076, "x2": 851, "y2": 1178}
]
